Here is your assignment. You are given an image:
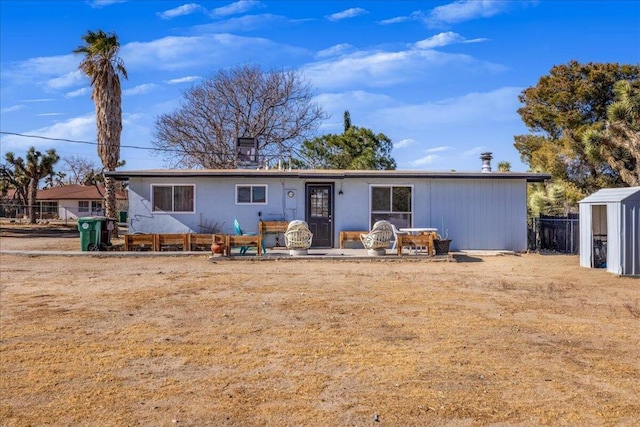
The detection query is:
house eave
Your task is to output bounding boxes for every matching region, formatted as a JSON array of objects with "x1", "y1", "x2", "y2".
[{"x1": 105, "y1": 169, "x2": 551, "y2": 183}]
